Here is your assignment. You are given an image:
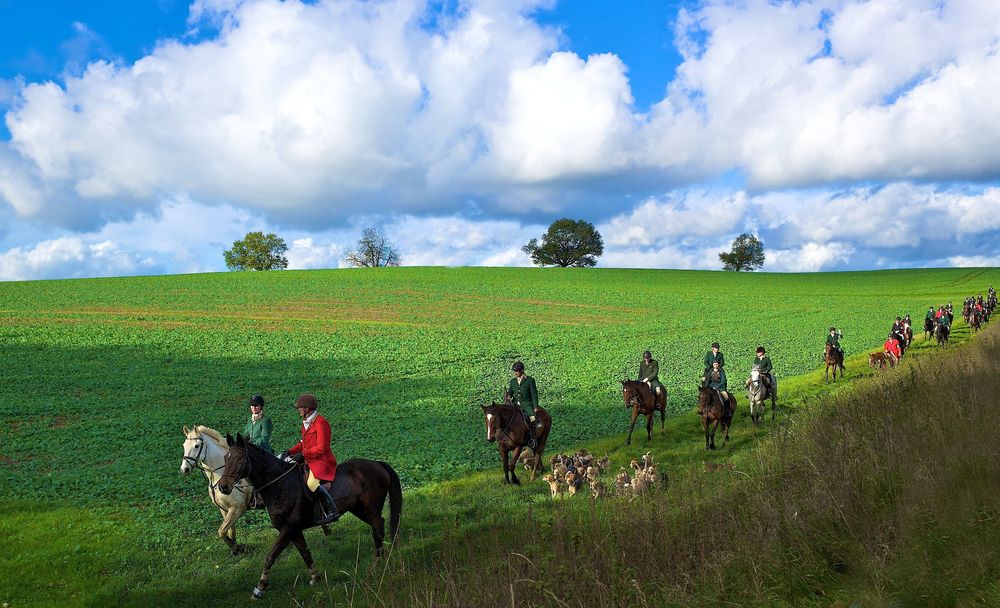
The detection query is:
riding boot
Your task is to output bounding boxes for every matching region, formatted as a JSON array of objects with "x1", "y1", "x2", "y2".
[{"x1": 314, "y1": 486, "x2": 340, "y2": 525}]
